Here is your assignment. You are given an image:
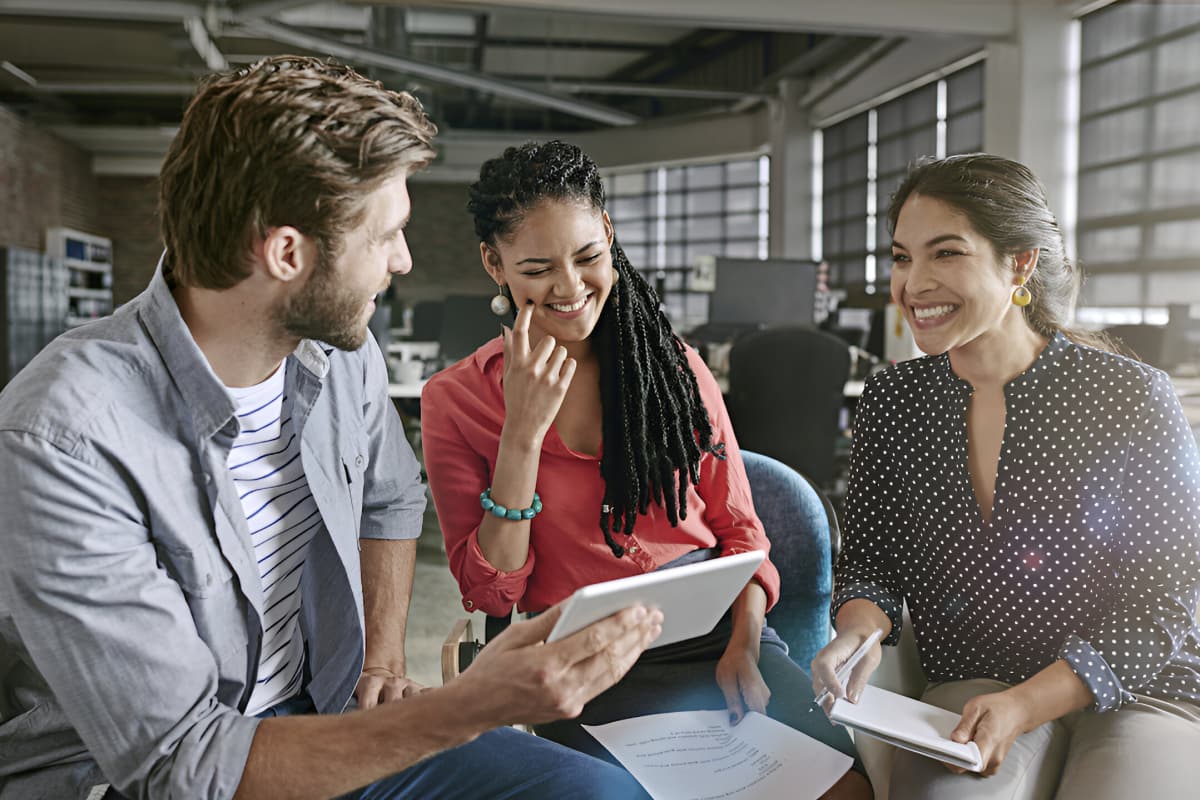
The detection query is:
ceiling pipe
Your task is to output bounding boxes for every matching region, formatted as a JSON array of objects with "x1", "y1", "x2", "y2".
[
  {"x1": 800, "y1": 37, "x2": 903, "y2": 108},
  {"x1": 240, "y1": 19, "x2": 640, "y2": 126}
]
